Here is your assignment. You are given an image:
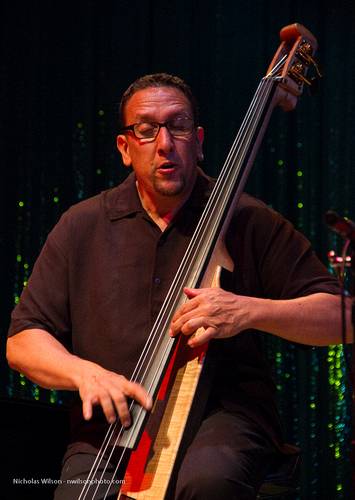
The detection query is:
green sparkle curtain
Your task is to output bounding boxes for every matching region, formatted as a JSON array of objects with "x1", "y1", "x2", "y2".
[{"x1": 2, "y1": 1, "x2": 354, "y2": 498}]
